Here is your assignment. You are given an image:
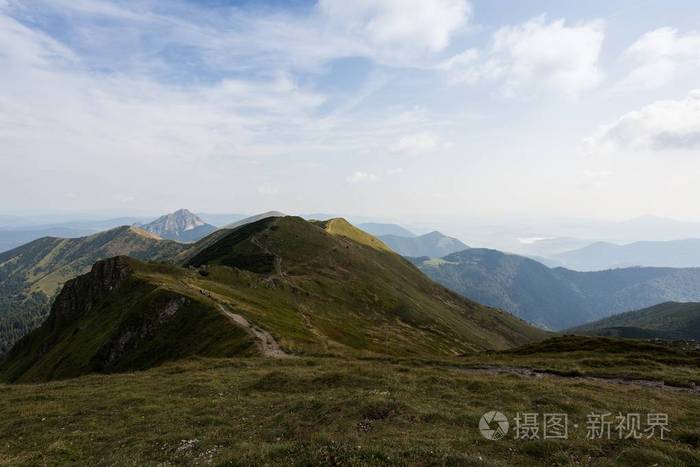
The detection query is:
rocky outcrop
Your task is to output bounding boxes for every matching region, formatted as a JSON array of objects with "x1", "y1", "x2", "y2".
[
  {"x1": 47, "y1": 256, "x2": 134, "y2": 331},
  {"x1": 96, "y1": 296, "x2": 188, "y2": 371}
]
